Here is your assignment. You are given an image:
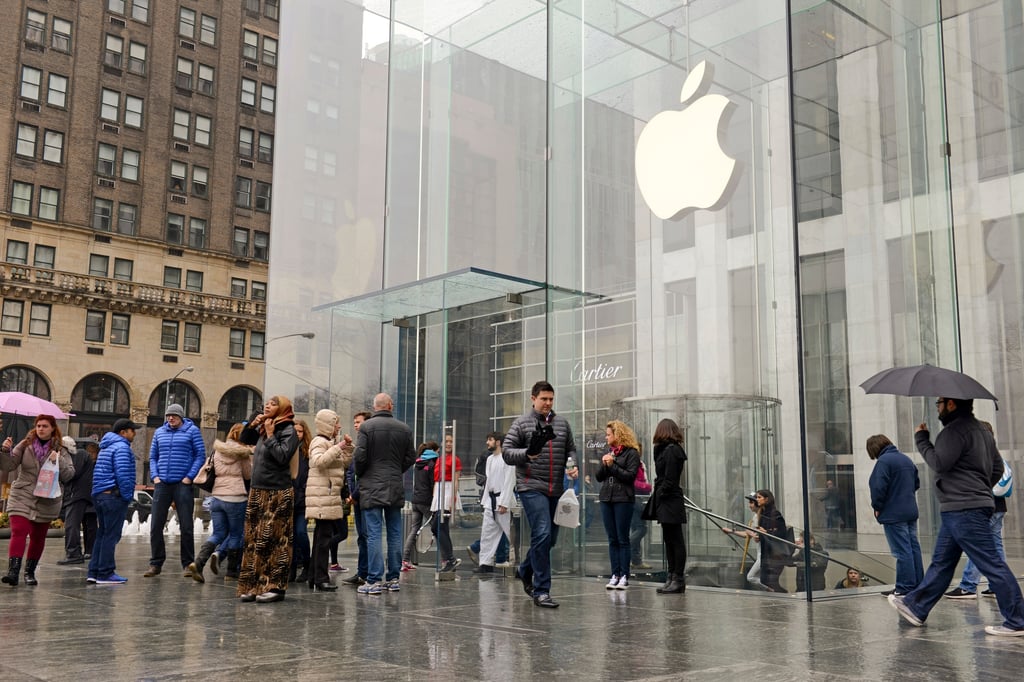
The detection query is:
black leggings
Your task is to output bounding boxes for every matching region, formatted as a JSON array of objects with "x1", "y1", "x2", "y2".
[
  {"x1": 661, "y1": 523, "x2": 687, "y2": 579},
  {"x1": 432, "y1": 513, "x2": 454, "y2": 563}
]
